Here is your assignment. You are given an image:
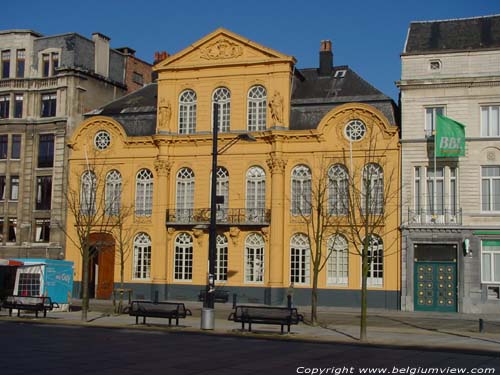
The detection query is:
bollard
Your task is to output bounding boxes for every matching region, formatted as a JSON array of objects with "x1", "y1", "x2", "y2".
[
  {"x1": 479, "y1": 318, "x2": 484, "y2": 333},
  {"x1": 287, "y1": 295, "x2": 292, "y2": 309},
  {"x1": 232, "y1": 293, "x2": 237, "y2": 309},
  {"x1": 154, "y1": 291, "x2": 159, "y2": 303}
]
